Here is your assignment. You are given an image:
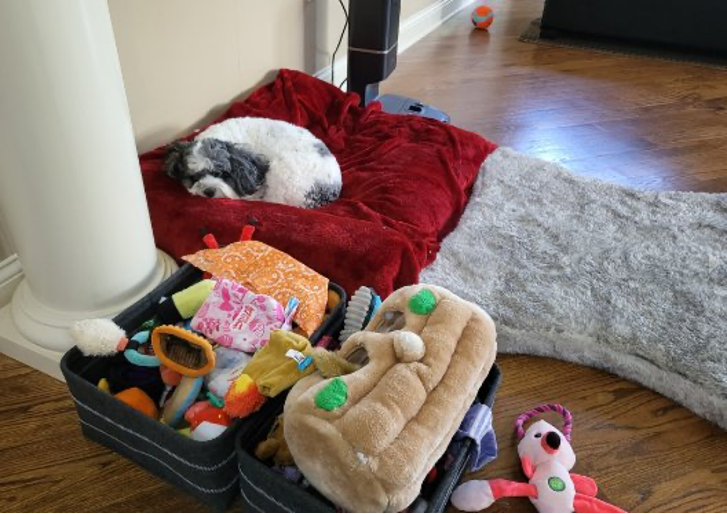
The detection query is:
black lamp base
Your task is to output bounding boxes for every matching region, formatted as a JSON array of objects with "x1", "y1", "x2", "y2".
[
  {"x1": 347, "y1": 0, "x2": 399, "y2": 106},
  {"x1": 346, "y1": 0, "x2": 450, "y2": 123},
  {"x1": 377, "y1": 94, "x2": 451, "y2": 124}
]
